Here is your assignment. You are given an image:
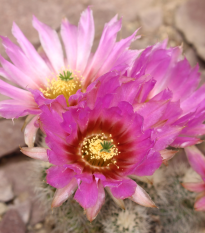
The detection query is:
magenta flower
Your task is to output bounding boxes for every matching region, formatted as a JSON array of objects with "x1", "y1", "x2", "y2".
[
  {"x1": 182, "y1": 146, "x2": 205, "y2": 211},
  {"x1": 0, "y1": 7, "x2": 140, "y2": 146},
  {"x1": 127, "y1": 41, "x2": 205, "y2": 148},
  {"x1": 21, "y1": 71, "x2": 185, "y2": 220}
]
